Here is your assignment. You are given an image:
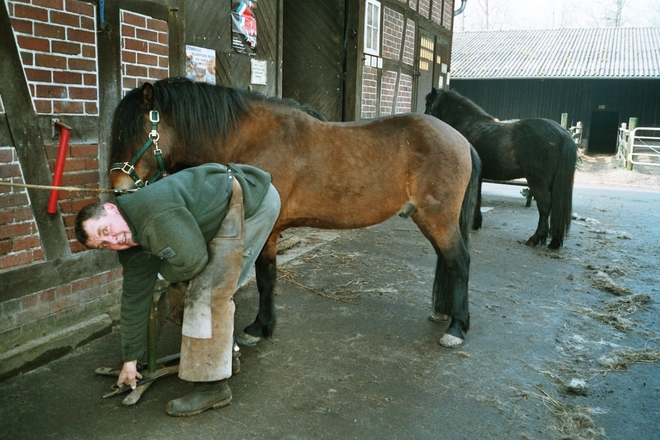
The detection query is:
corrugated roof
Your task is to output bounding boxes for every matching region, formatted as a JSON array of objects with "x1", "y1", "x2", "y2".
[{"x1": 450, "y1": 28, "x2": 660, "y2": 79}]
